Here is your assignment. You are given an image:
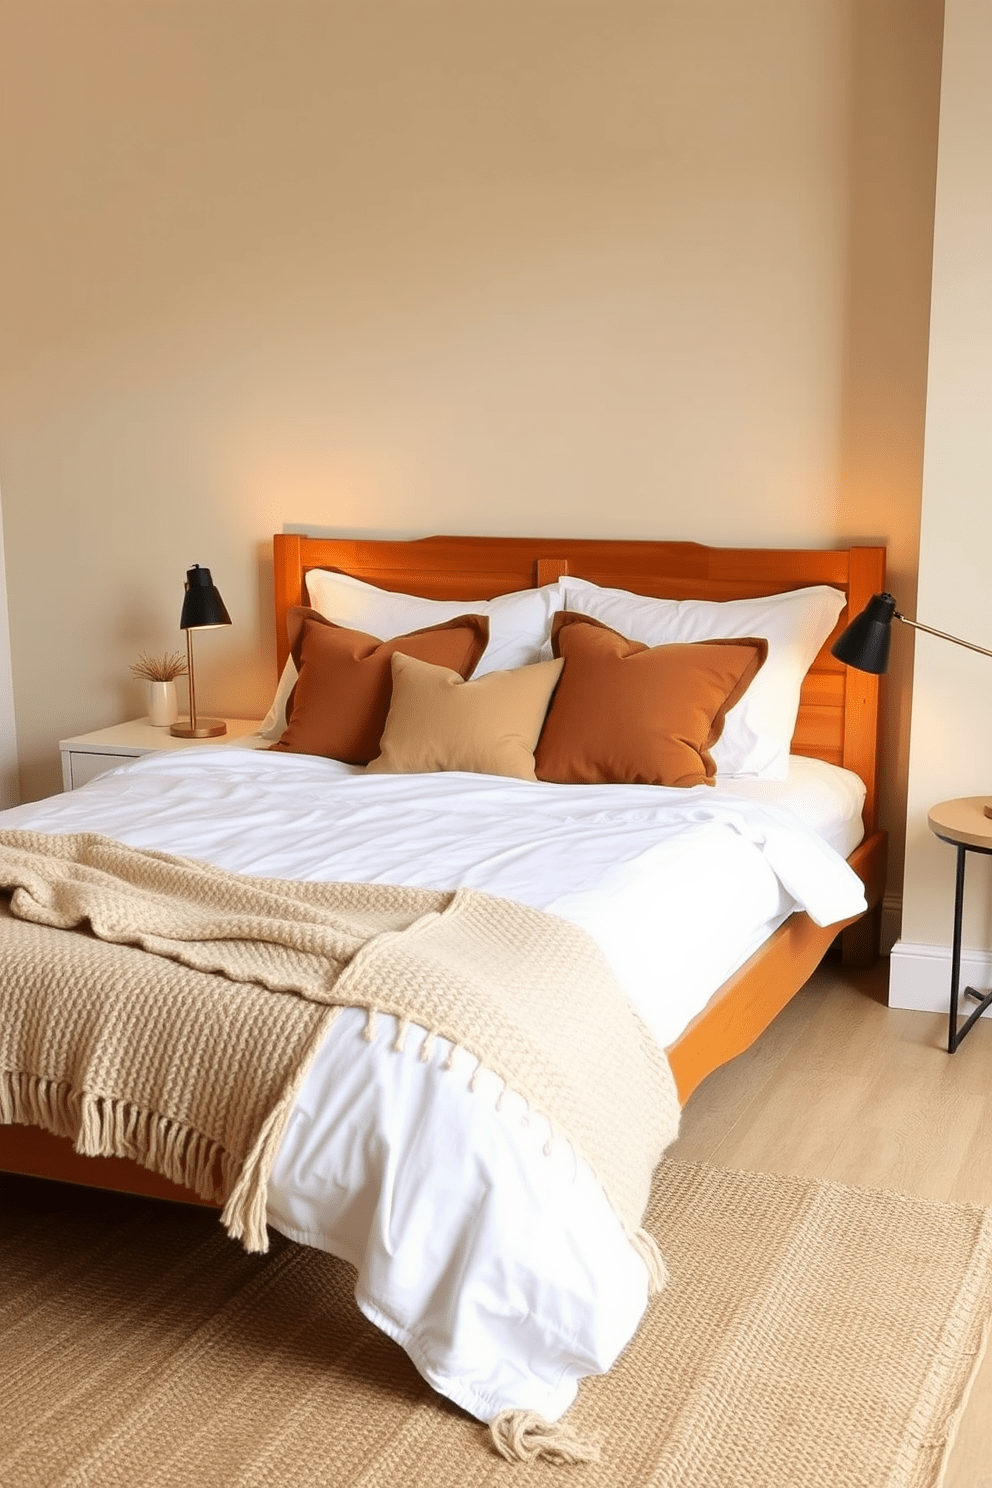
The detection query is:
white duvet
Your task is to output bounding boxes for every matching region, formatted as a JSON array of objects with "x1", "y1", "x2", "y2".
[{"x1": 0, "y1": 746, "x2": 868, "y2": 1424}]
